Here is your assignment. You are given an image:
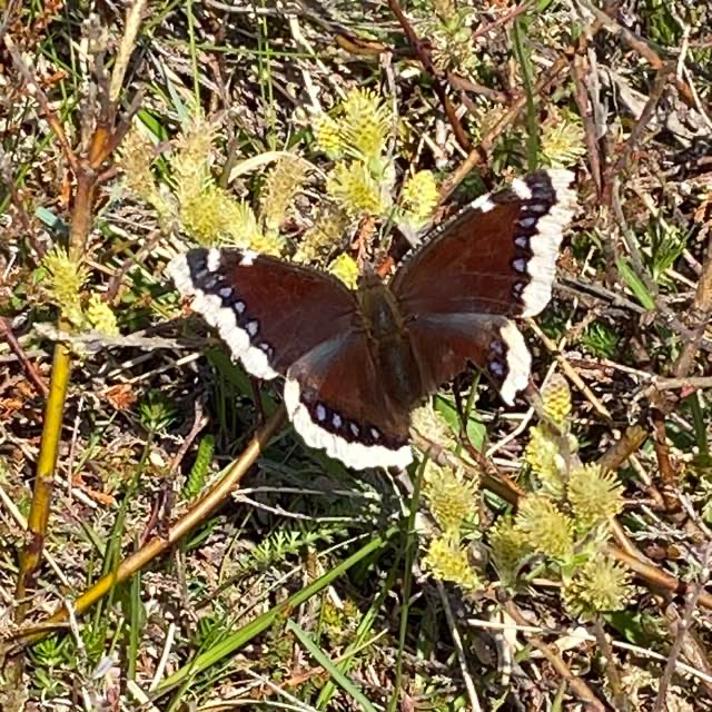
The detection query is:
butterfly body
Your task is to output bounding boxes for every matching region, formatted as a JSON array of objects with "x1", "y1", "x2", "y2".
[
  {"x1": 168, "y1": 169, "x2": 577, "y2": 470},
  {"x1": 355, "y1": 273, "x2": 424, "y2": 411}
]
